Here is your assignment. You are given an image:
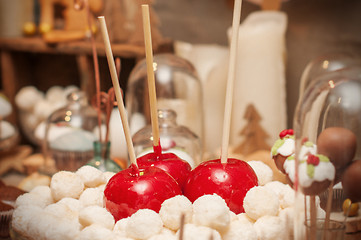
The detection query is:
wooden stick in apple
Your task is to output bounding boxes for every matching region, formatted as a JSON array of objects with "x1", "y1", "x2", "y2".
[
  {"x1": 142, "y1": 4, "x2": 160, "y2": 154},
  {"x1": 220, "y1": 0, "x2": 242, "y2": 164},
  {"x1": 98, "y1": 16, "x2": 138, "y2": 169},
  {"x1": 136, "y1": 5, "x2": 192, "y2": 191}
]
